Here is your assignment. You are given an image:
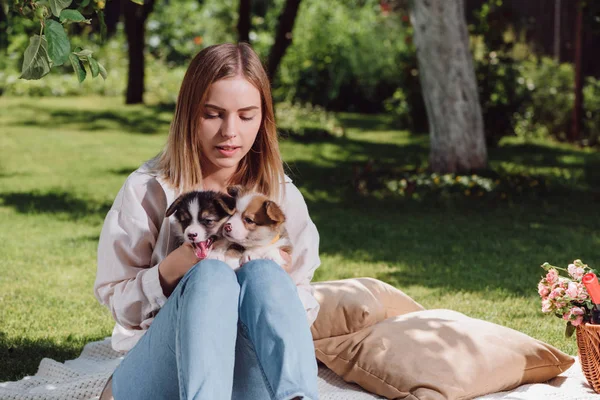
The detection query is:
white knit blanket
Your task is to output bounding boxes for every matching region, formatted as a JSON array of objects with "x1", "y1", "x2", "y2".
[{"x1": 0, "y1": 338, "x2": 597, "y2": 400}]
